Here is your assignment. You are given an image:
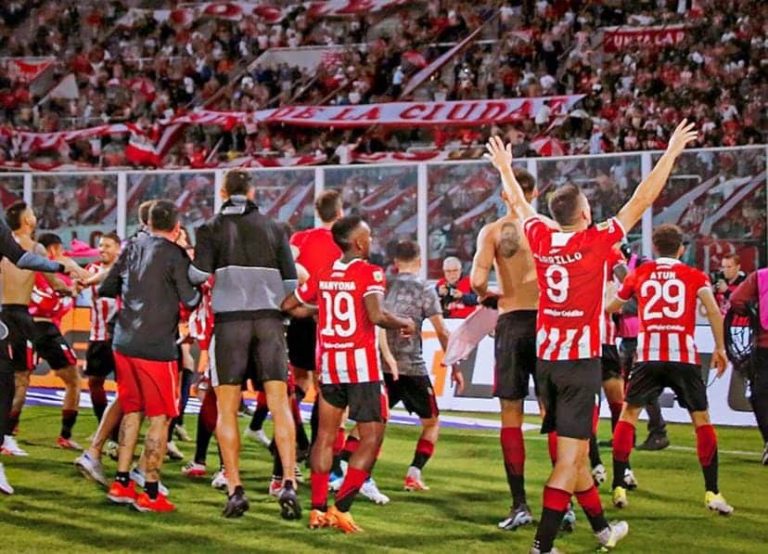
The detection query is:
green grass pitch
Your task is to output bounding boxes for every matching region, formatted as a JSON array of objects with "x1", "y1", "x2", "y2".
[{"x1": 0, "y1": 406, "x2": 766, "y2": 553}]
